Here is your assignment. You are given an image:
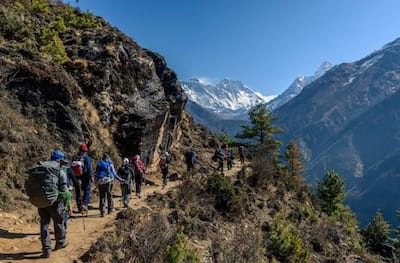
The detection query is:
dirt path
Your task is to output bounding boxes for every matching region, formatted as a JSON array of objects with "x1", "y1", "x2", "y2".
[{"x1": 0, "y1": 162, "x2": 243, "y2": 263}]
